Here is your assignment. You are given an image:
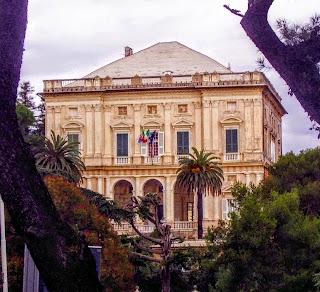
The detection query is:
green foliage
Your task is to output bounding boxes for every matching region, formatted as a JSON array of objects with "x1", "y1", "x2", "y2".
[
  {"x1": 277, "y1": 14, "x2": 320, "y2": 46},
  {"x1": 35, "y1": 131, "x2": 86, "y2": 183},
  {"x1": 44, "y1": 175, "x2": 136, "y2": 291},
  {"x1": 207, "y1": 183, "x2": 320, "y2": 292},
  {"x1": 16, "y1": 103, "x2": 35, "y2": 138},
  {"x1": 175, "y1": 147, "x2": 224, "y2": 195},
  {"x1": 176, "y1": 147, "x2": 223, "y2": 238}
]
